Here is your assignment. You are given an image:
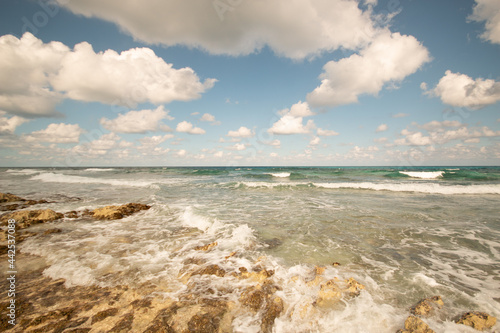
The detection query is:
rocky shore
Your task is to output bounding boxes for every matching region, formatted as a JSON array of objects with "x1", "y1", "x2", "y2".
[{"x1": 0, "y1": 192, "x2": 497, "y2": 332}]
